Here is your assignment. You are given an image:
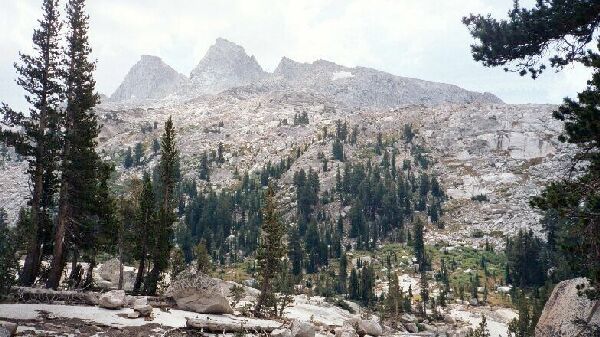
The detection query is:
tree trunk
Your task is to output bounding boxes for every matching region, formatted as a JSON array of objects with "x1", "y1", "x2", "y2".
[
  {"x1": 67, "y1": 249, "x2": 79, "y2": 289},
  {"x1": 133, "y1": 253, "x2": 145, "y2": 294},
  {"x1": 19, "y1": 162, "x2": 45, "y2": 286},
  {"x1": 83, "y1": 257, "x2": 95, "y2": 290},
  {"x1": 118, "y1": 224, "x2": 124, "y2": 290},
  {"x1": 46, "y1": 181, "x2": 69, "y2": 289}
]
